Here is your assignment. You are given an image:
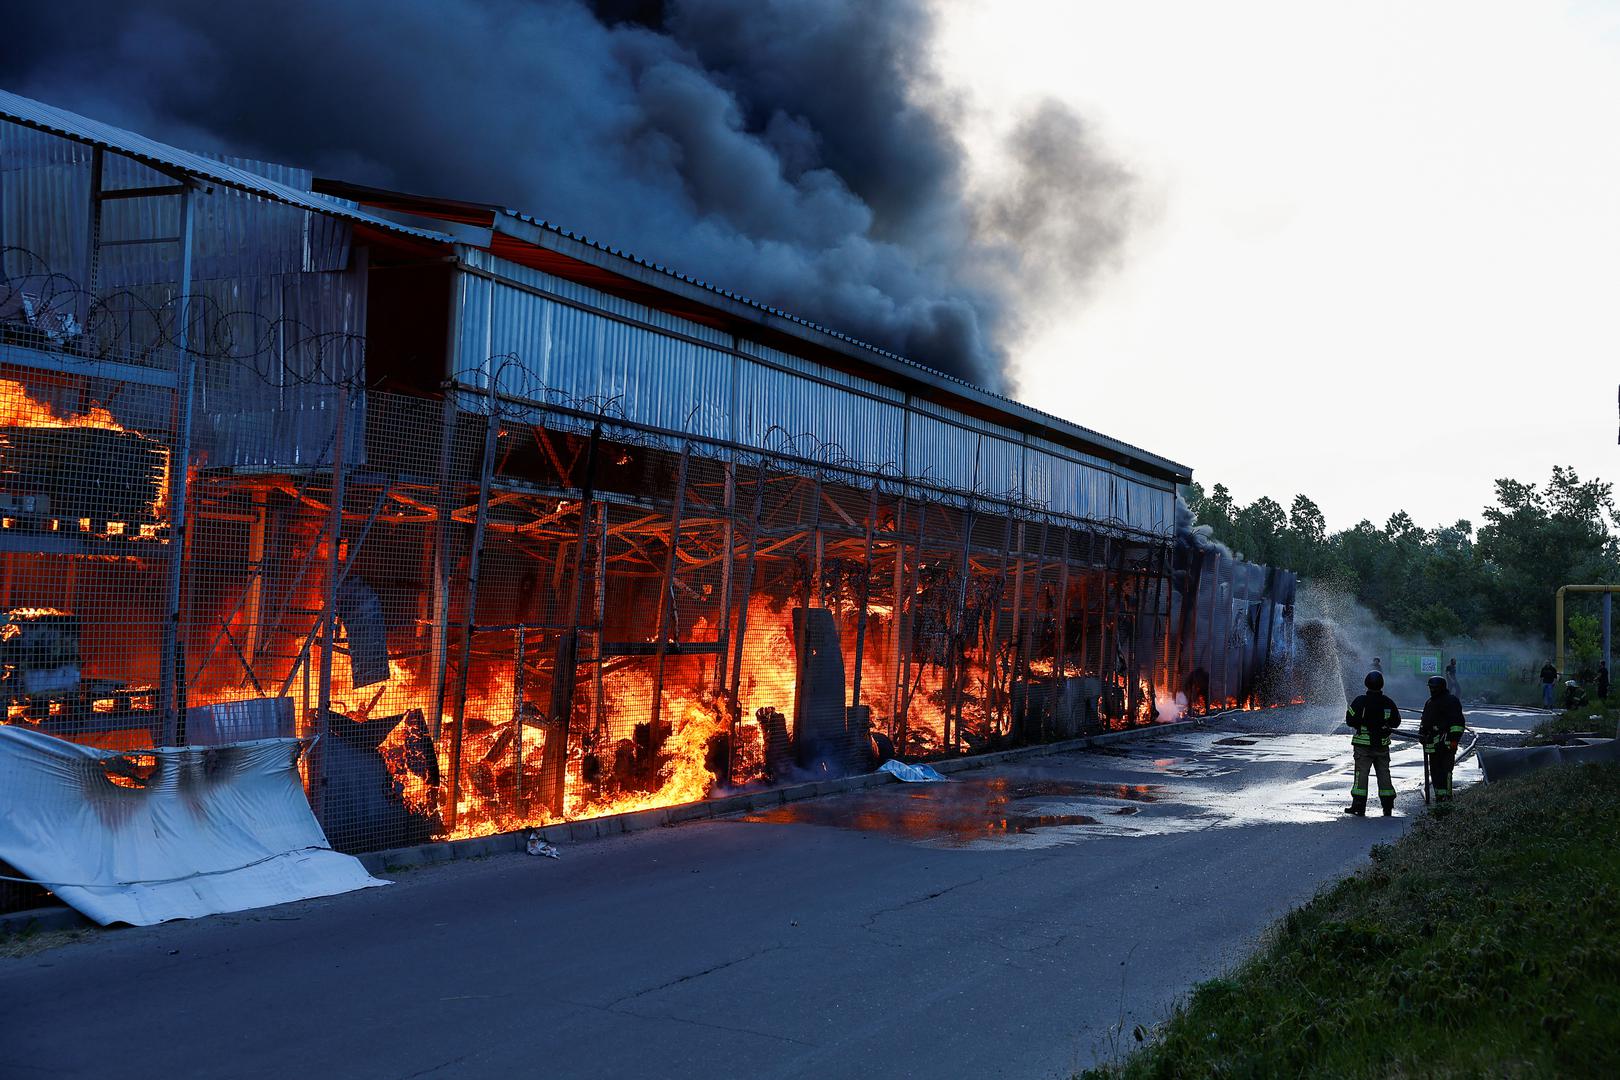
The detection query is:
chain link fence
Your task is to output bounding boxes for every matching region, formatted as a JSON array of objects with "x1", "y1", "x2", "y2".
[{"x1": 0, "y1": 252, "x2": 1293, "y2": 908}]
